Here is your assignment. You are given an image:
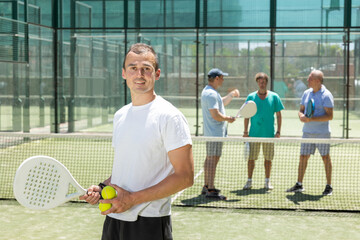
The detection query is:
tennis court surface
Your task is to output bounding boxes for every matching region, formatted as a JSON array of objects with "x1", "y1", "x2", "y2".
[{"x1": 1, "y1": 201, "x2": 360, "y2": 240}]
